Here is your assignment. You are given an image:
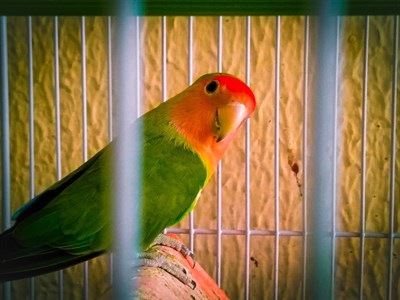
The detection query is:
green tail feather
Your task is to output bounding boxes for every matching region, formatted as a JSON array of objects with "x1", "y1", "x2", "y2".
[{"x1": 0, "y1": 227, "x2": 103, "y2": 281}]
